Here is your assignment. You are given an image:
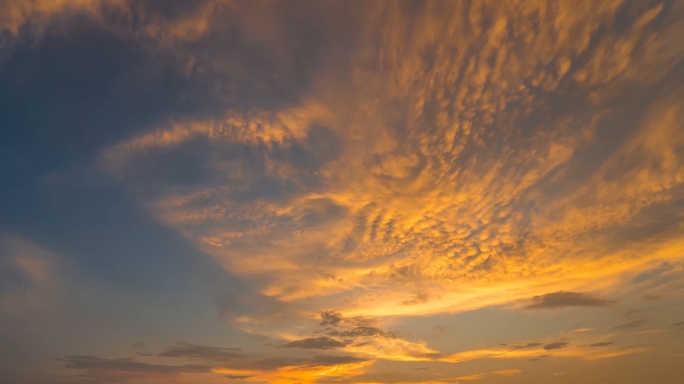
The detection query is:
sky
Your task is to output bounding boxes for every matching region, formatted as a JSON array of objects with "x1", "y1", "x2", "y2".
[{"x1": 1, "y1": 0, "x2": 684, "y2": 383}]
